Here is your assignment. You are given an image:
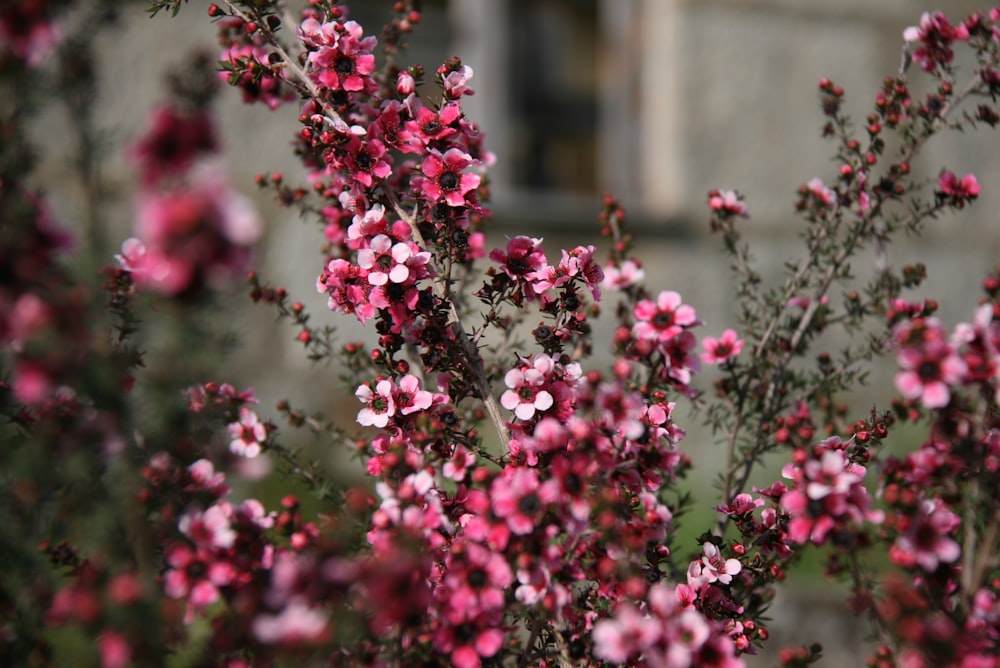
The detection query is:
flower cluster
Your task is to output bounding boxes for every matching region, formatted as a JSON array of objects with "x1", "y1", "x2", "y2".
[
  {"x1": 779, "y1": 436, "x2": 884, "y2": 545},
  {"x1": 117, "y1": 100, "x2": 262, "y2": 296},
  {"x1": 593, "y1": 583, "x2": 743, "y2": 667}
]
